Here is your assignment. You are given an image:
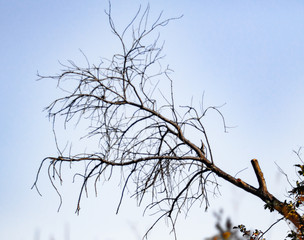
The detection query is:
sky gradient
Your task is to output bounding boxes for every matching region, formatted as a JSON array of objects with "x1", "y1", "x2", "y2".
[{"x1": 1, "y1": 1, "x2": 304, "y2": 239}]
